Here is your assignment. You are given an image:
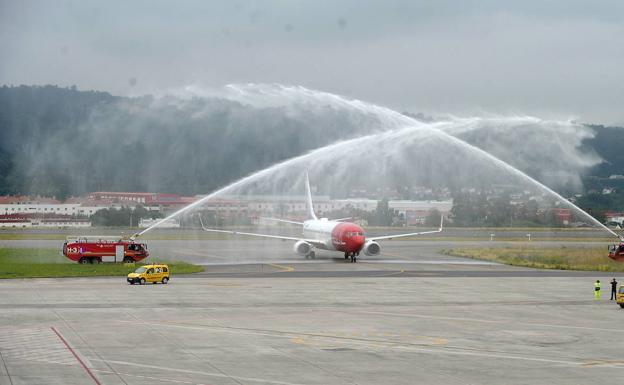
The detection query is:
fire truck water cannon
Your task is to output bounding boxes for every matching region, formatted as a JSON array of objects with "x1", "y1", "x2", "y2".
[{"x1": 62, "y1": 235, "x2": 149, "y2": 264}]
